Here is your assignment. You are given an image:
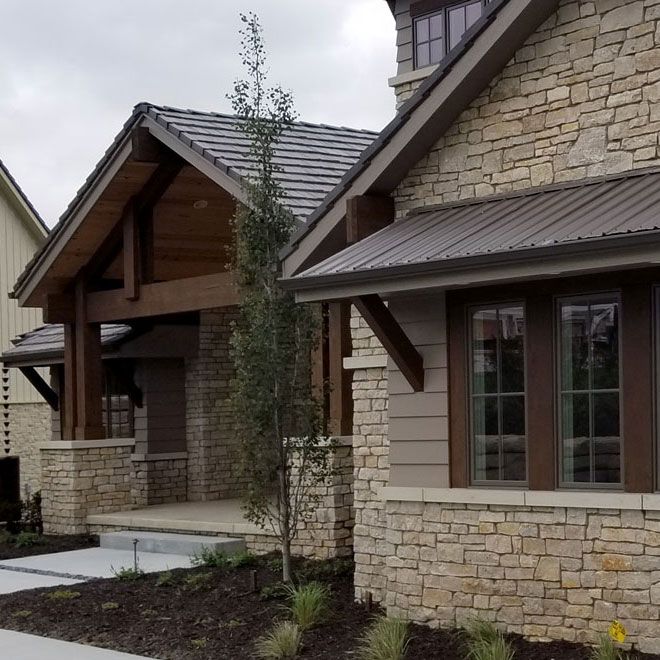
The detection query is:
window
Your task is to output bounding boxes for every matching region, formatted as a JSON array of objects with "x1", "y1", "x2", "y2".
[
  {"x1": 558, "y1": 295, "x2": 621, "y2": 486},
  {"x1": 103, "y1": 368, "x2": 134, "y2": 439},
  {"x1": 469, "y1": 304, "x2": 526, "y2": 483},
  {"x1": 414, "y1": 1, "x2": 488, "y2": 69}
]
